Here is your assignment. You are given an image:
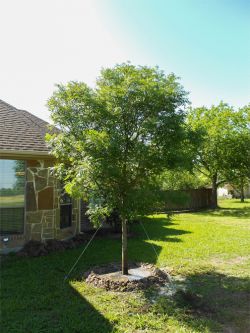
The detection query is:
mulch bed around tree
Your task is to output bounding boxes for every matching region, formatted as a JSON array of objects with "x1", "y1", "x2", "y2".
[{"x1": 84, "y1": 262, "x2": 171, "y2": 292}]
